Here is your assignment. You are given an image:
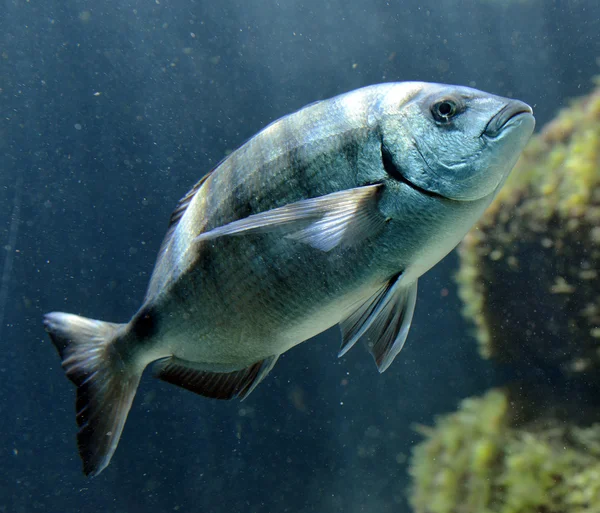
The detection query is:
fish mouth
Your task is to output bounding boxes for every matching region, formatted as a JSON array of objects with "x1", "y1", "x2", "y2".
[
  {"x1": 381, "y1": 143, "x2": 449, "y2": 200},
  {"x1": 483, "y1": 99, "x2": 533, "y2": 138}
]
